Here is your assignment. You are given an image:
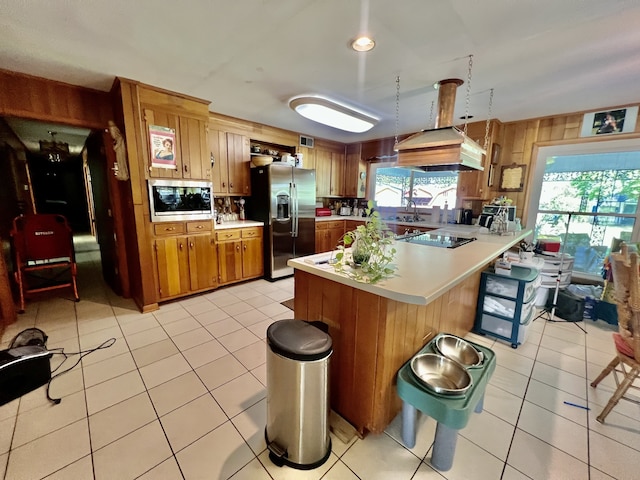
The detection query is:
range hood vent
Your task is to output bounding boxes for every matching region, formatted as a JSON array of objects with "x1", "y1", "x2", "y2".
[{"x1": 395, "y1": 78, "x2": 485, "y2": 171}]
